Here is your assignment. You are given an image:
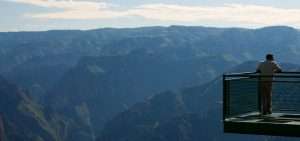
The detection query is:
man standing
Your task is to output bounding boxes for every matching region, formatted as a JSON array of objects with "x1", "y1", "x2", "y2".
[{"x1": 256, "y1": 54, "x2": 282, "y2": 115}]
